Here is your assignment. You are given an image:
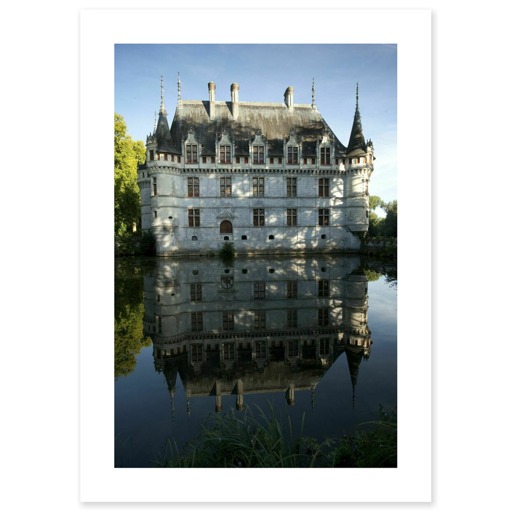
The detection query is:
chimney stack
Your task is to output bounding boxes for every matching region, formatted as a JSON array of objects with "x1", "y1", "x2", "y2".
[
  {"x1": 284, "y1": 86, "x2": 294, "y2": 112},
  {"x1": 231, "y1": 82, "x2": 239, "y2": 120},
  {"x1": 208, "y1": 81, "x2": 216, "y2": 119}
]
